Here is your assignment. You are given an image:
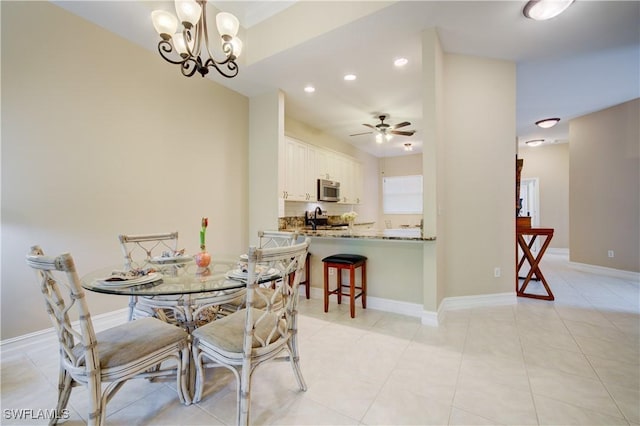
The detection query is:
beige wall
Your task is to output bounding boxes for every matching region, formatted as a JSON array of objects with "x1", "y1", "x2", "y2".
[
  {"x1": 441, "y1": 53, "x2": 516, "y2": 299},
  {"x1": 569, "y1": 98, "x2": 639, "y2": 272},
  {"x1": 1, "y1": 2, "x2": 249, "y2": 339},
  {"x1": 518, "y1": 143, "x2": 570, "y2": 248},
  {"x1": 379, "y1": 154, "x2": 423, "y2": 228}
]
